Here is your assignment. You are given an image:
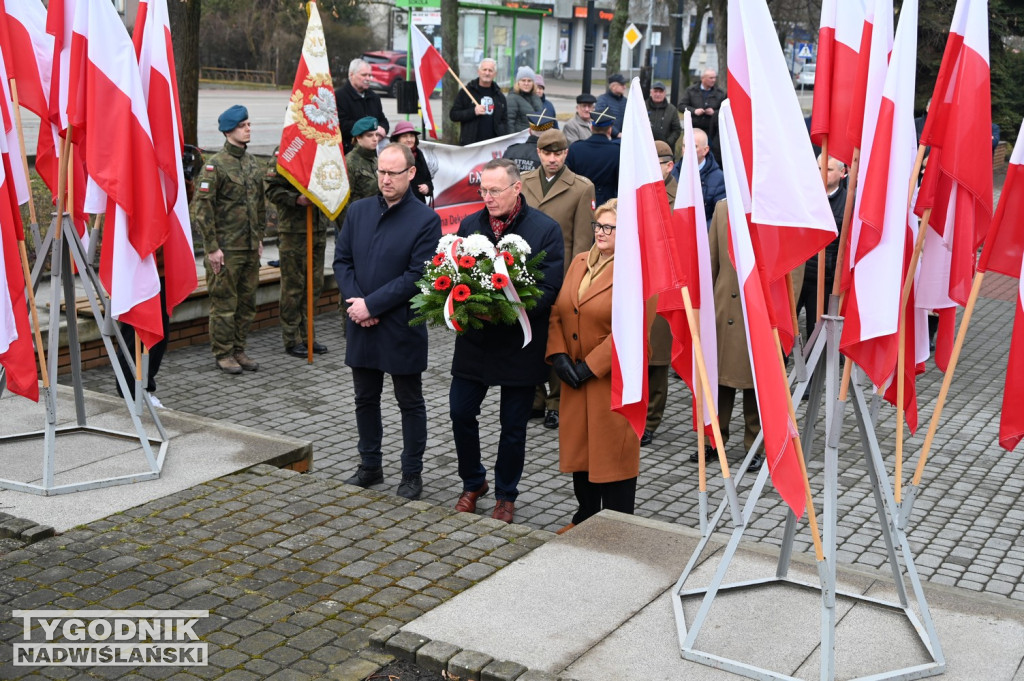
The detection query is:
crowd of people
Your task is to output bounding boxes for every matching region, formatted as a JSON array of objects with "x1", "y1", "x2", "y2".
[{"x1": 175, "y1": 57, "x2": 840, "y2": 531}]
